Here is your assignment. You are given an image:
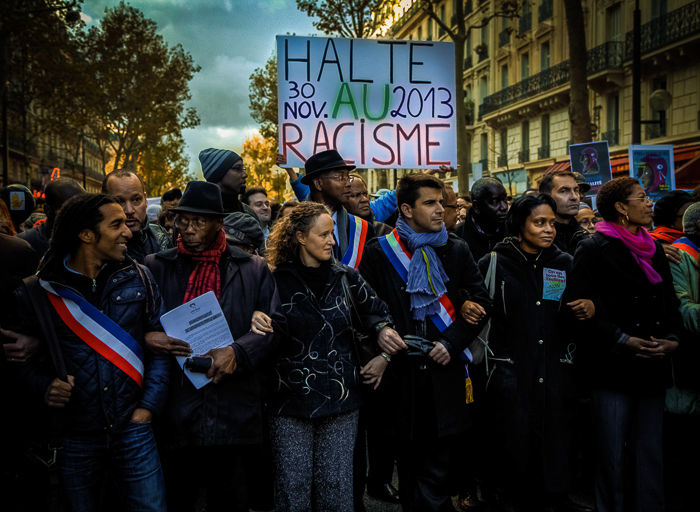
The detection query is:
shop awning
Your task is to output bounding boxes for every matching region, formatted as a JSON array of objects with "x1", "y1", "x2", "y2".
[
  {"x1": 676, "y1": 154, "x2": 700, "y2": 190},
  {"x1": 543, "y1": 161, "x2": 571, "y2": 174}
]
